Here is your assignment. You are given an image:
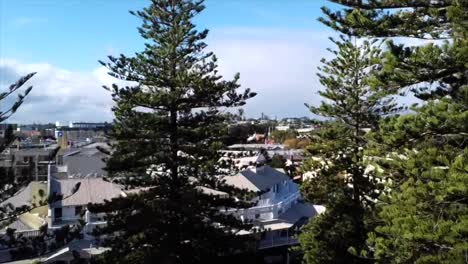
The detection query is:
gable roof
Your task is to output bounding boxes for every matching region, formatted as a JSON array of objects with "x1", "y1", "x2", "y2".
[
  {"x1": 1, "y1": 182, "x2": 34, "y2": 208},
  {"x1": 50, "y1": 177, "x2": 123, "y2": 207},
  {"x1": 222, "y1": 165, "x2": 290, "y2": 192}
]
